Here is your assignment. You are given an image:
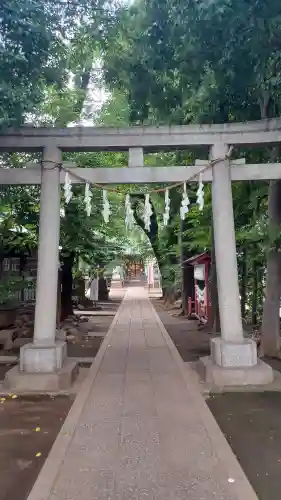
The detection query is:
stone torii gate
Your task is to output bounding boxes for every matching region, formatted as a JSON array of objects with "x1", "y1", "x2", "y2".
[{"x1": 1, "y1": 118, "x2": 280, "y2": 390}]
